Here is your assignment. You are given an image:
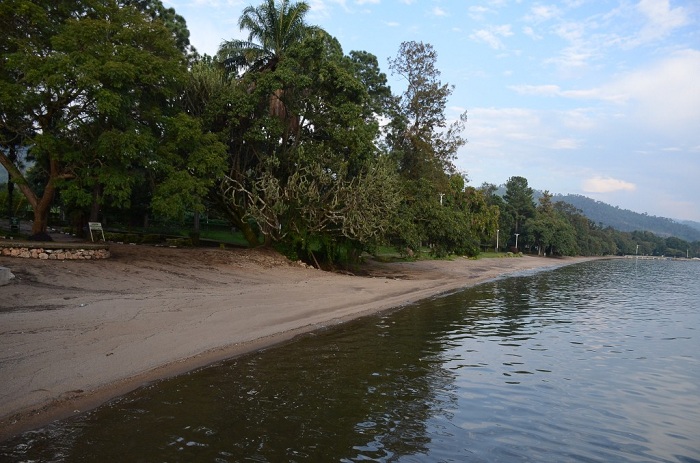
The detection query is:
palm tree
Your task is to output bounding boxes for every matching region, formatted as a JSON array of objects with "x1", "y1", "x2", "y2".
[{"x1": 218, "y1": 0, "x2": 312, "y2": 75}]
